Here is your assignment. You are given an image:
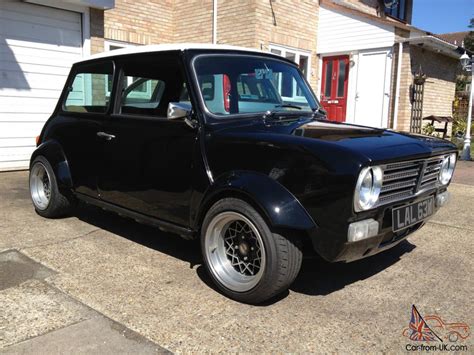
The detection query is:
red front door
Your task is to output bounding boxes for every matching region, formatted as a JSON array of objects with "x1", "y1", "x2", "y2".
[{"x1": 321, "y1": 56, "x2": 349, "y2": 122}]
